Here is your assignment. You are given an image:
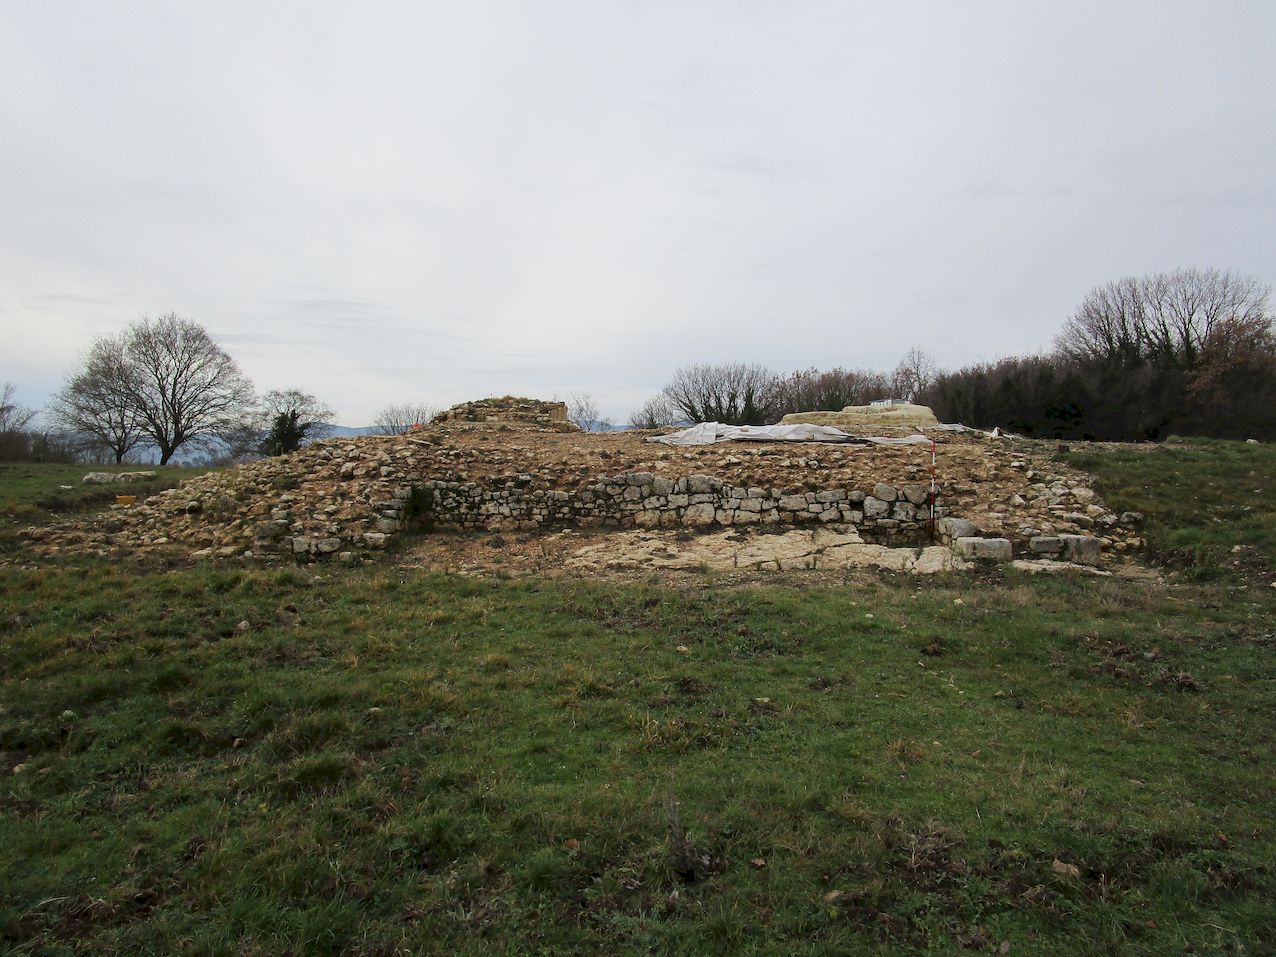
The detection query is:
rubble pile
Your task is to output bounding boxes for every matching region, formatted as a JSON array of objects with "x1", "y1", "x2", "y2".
[
  {"x1": 22, "y1": 422, "x2": 1142, "y2": 565},
  {"x1": 431, "y1": 396, "x2": 577, "y2": 429}
]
